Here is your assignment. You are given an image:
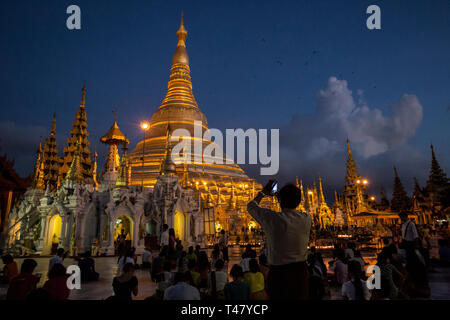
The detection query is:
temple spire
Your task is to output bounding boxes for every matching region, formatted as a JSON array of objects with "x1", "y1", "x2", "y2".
[
  {"x1": 100, "y1": 115, "x2": 129, "y2": 185},
  {"x1": 60, "y1": 84, "x2": 93, "y2": 181},
  {"x1": 160, "y1": 124, "x2": 176, "y2": 175},
  {"x1": 318, "y1": 177, "x2": 325, "y2": 204},
  {"x1": 172, "y1": 13, "x2": 189, "y2": 65},
  {"x1": 43, "y1": 113, "x2": 60, "y2": 191},
  {"x1": 65, "y1": 138, "x2": 83, "y2": 182},
  {"x1": 51, "y1": 112, "x2": 56, "y2": 135},
  {"x1": 80, "y1": 84, "x2": 86, "y2": 108},
  {"x1": 344, "y1": 138, "x2": 361, "y2": 195},
  {"x1": 92, "y1": 151, "x2": 98, "y2": 190},
  {"x1": 32, "y1": 141, "x2": 45, "y2": 190},
  {"x1": 115, "y1": 144, "x2": 130, "y2": 189},
  {"x1": 426, "y1": 144, "x2": 447, "y2": 192}
]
